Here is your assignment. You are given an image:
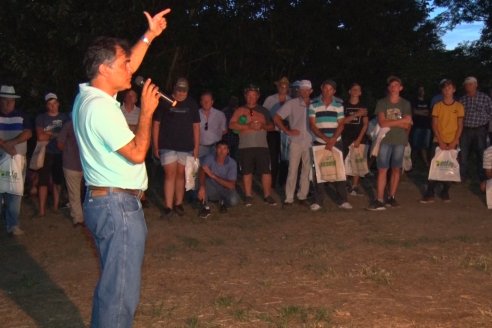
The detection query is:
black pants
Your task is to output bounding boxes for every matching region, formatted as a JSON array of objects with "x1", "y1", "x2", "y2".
[{"x1": 267, "y1": 131, "x2": 281, "y2": 188}]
